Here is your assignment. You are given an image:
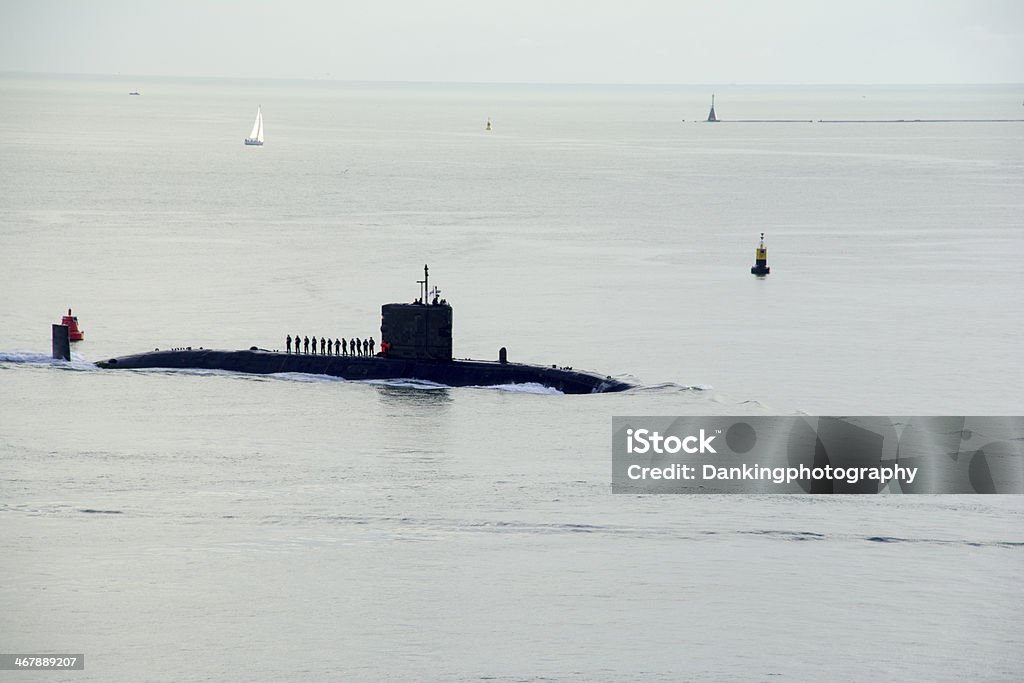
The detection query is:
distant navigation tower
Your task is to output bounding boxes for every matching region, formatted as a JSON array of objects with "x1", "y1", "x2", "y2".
[{"x1": 707, "y1": 94, "x2": 718, "y2": 122}]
